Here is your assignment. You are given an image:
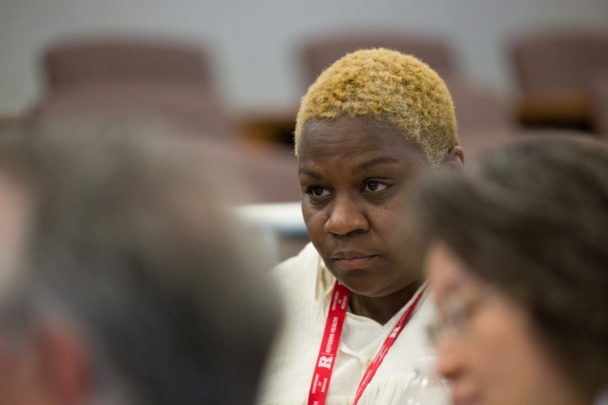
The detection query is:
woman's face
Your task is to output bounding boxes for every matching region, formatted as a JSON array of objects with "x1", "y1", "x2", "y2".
[
  {"x1": 297, "y1": 116, "x2": 430, "y2": 297},
  {"x1": 425, "y1": 242, "x2": 587, "y2": 405}
]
